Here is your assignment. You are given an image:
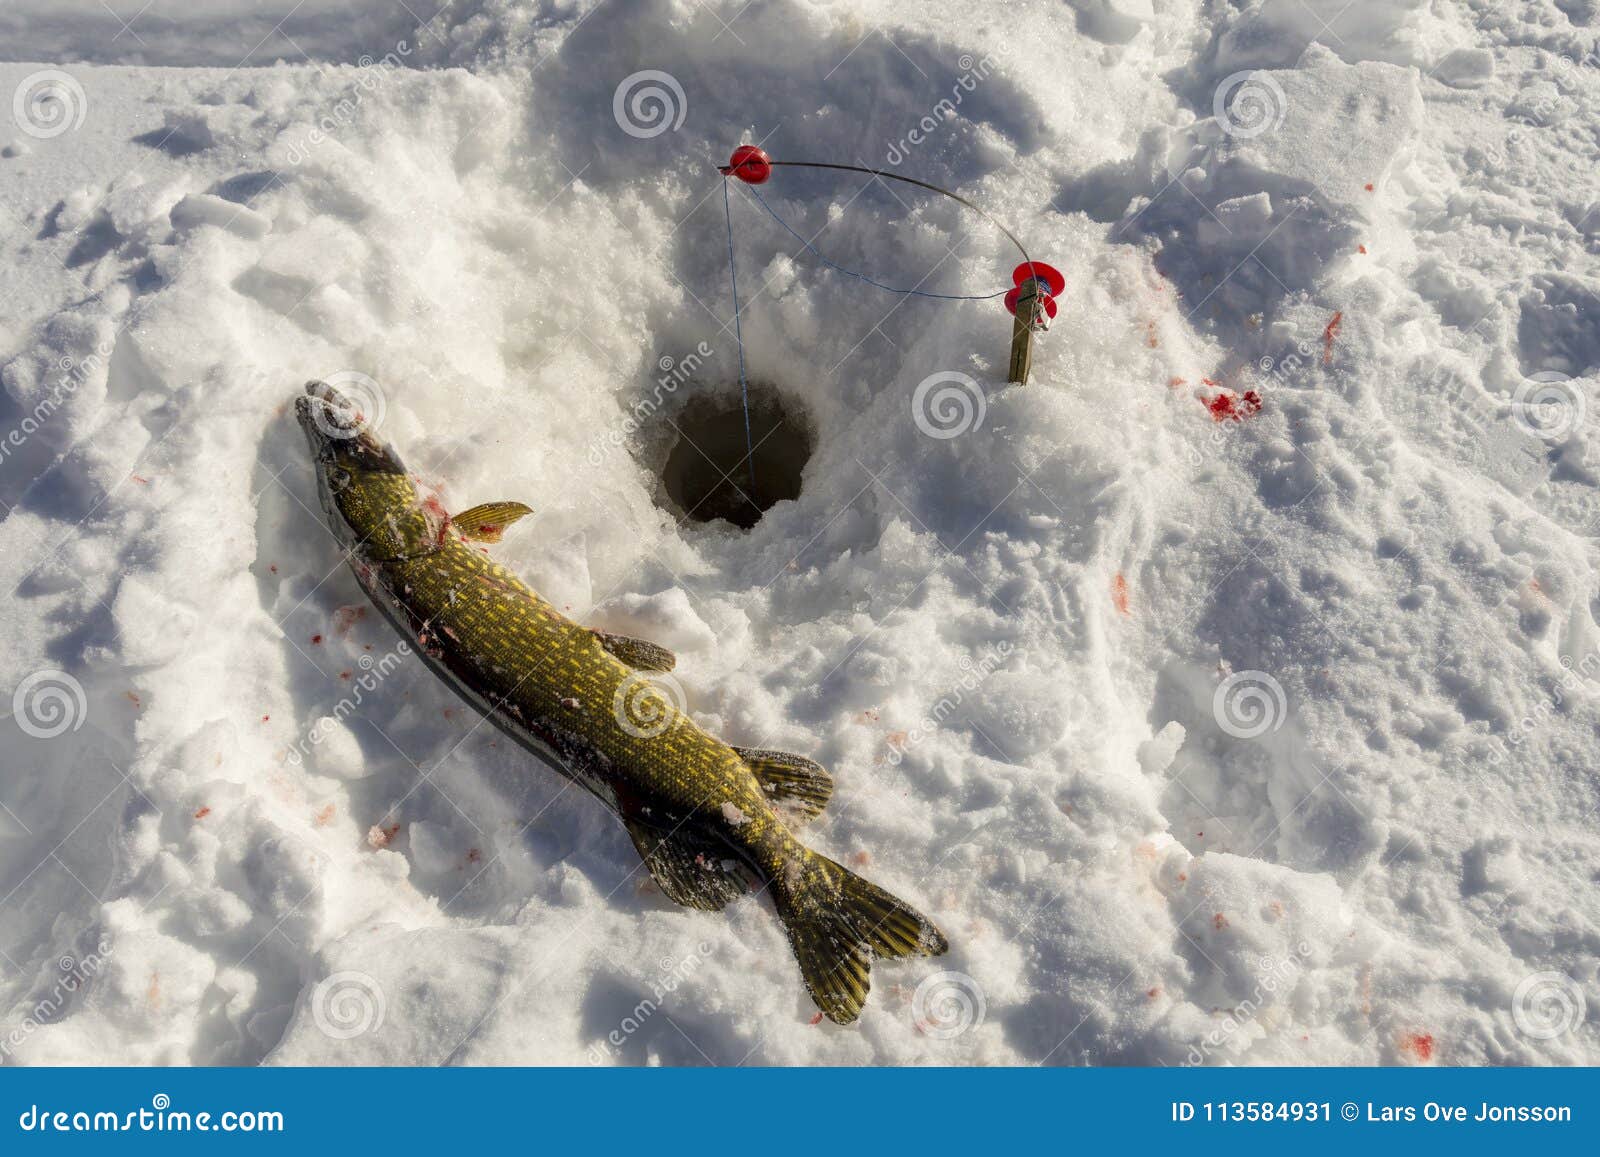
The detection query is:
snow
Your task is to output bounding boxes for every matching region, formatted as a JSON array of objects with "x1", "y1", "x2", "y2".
[{"x1": 2, "y1": 0, "x2": 1599, "y2": 1066}]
